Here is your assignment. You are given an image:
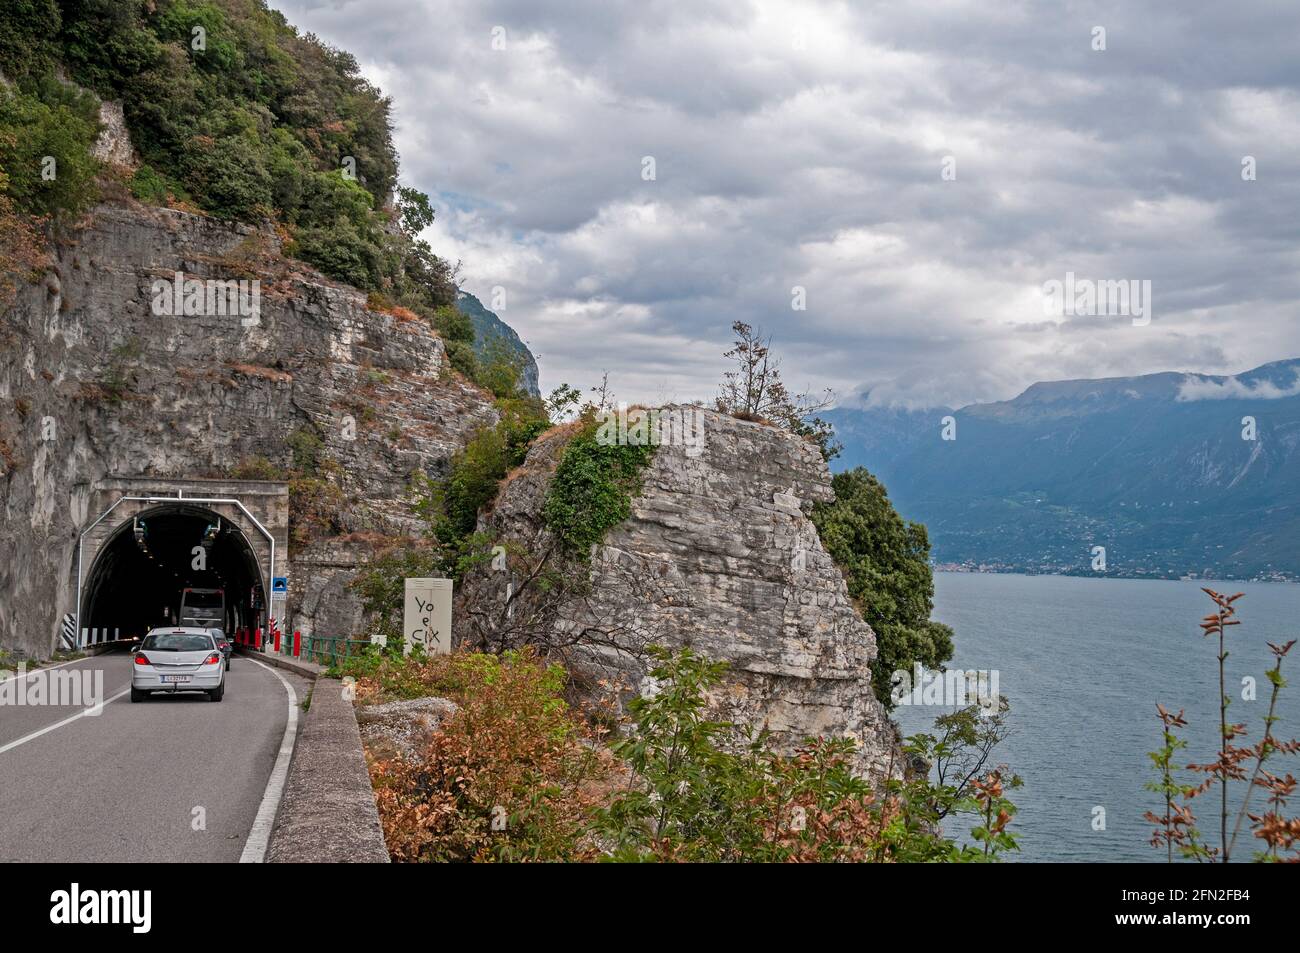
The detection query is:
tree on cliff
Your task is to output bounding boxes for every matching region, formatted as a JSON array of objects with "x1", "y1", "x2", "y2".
[
  {"x1": 716, "y1": 321, "x2": 839, "y2": 461},
  {"x1": 811, "y1": 467, "x2": 955, "y2": 708},
  {"x1": 714, "y1": 324, "x2": 953, "y2": 704}
]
